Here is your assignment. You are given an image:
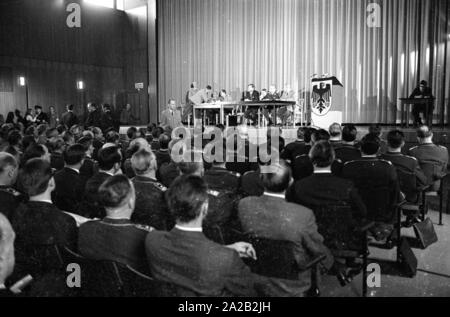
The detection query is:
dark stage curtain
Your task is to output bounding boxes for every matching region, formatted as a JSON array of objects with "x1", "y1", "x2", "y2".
[{"x1": 157, "y1": 0, "x2": 449, "y2": 125}]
